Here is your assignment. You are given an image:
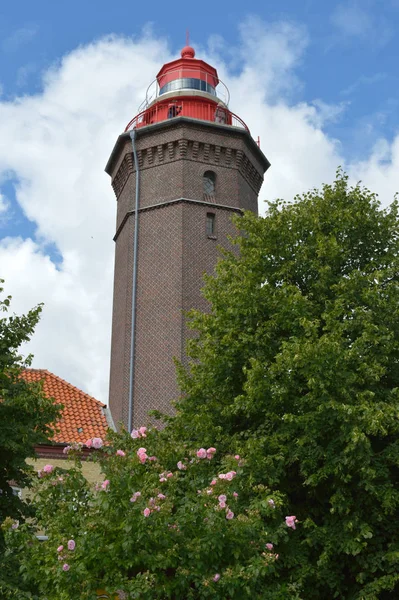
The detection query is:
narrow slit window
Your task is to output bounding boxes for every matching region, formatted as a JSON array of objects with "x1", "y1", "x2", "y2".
[
  {"x1": 203, "y1": 170, "x2": 216, "y2": 197},
  {"x1": 206, "y1": 213, "x2": 216, "y2": 236}
]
